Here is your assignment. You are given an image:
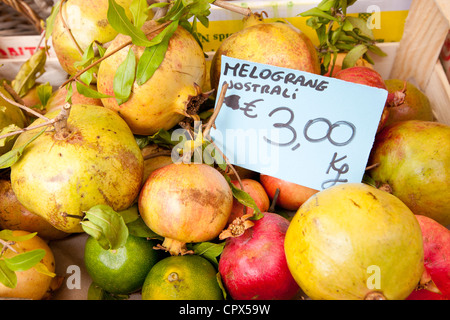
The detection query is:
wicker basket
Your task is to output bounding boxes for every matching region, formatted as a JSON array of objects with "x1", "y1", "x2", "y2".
[{"x1": 0, "y1": 0, "x2": 55, "y2": 36}]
